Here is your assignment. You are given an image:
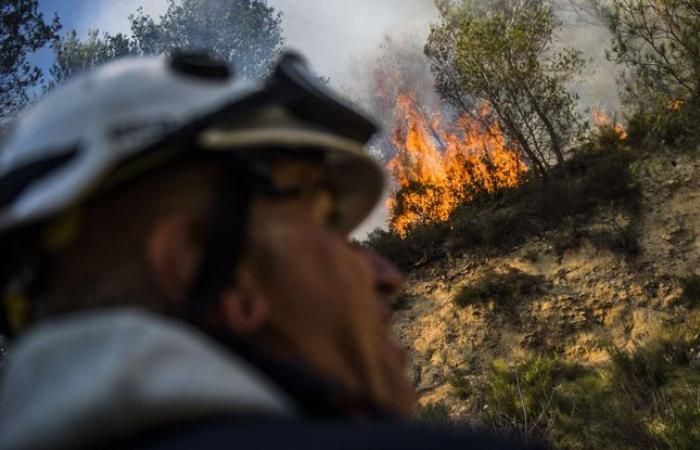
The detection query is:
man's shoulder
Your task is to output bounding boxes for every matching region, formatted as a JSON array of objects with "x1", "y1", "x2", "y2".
[
  {"x1": 123, "y1": 417, "x2": 546, "y2": 450},
  {"x1": 0, "y1": 309, "x2": 296, "y2": 449}
]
